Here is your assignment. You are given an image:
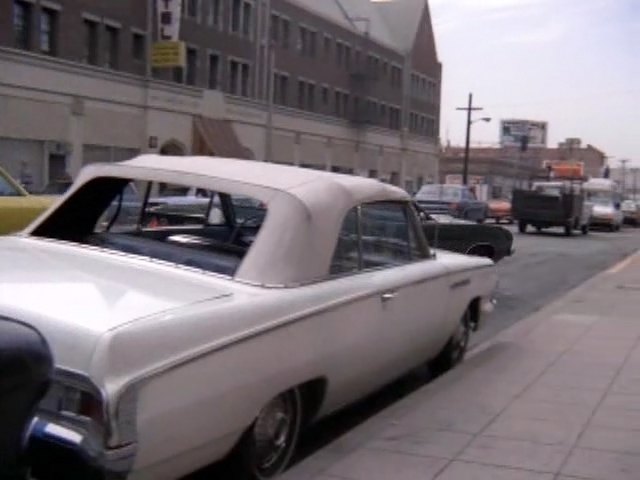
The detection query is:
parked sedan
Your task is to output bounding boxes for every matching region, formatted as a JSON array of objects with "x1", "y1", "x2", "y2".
[
  {"x1": 419, "y1": 210, "x2": 514, "y2": 262},
  {"x1": 0, "y1": 166, "x2": 54, "y2": 234},
  {"x1": 414, "y1": 184, "x2": 488, "y2": 223},
  {"x1": 487, "y1": 198, "x2": 513, "y2": 224},
  {"x1": 2, "y1": 155, "x2": 497, "y2": 480}
]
